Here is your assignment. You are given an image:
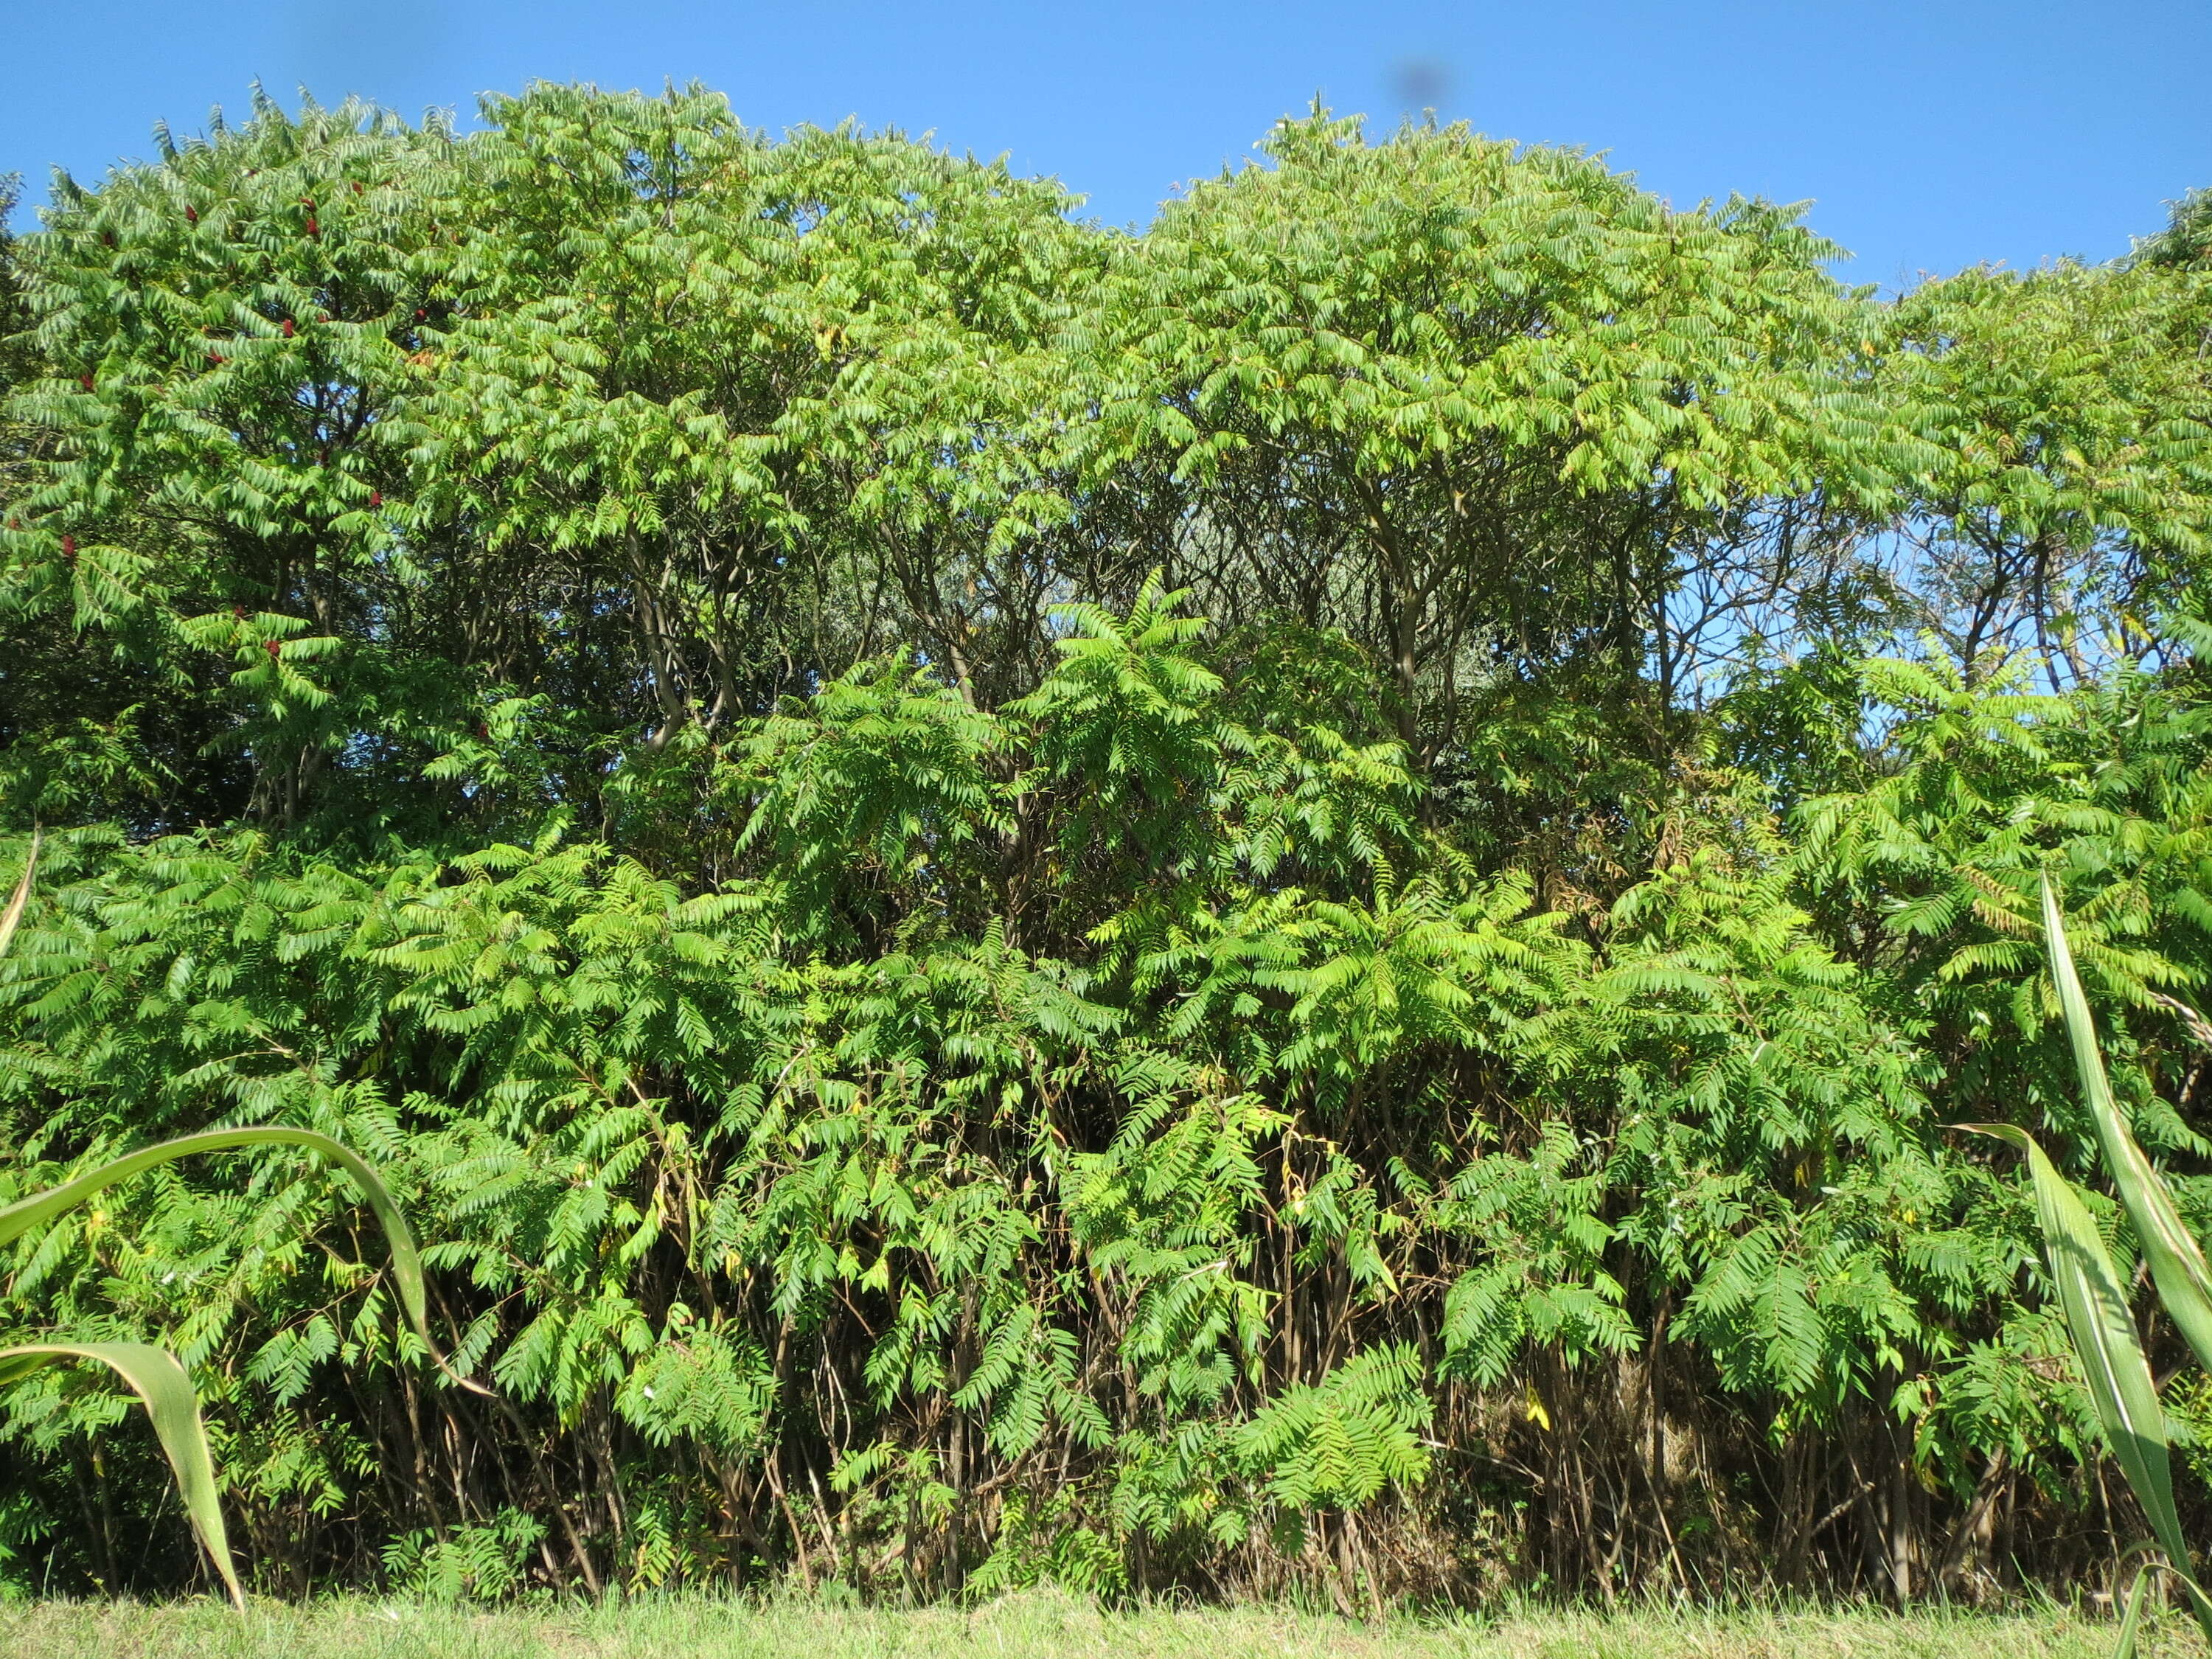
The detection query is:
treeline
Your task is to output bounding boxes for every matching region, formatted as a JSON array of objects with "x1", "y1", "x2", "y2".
[{"x1": 1, "y1": 86, "x2": 2211, "y2": 1607}]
